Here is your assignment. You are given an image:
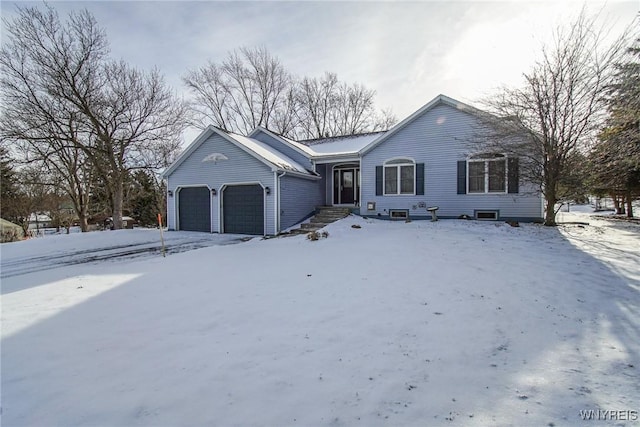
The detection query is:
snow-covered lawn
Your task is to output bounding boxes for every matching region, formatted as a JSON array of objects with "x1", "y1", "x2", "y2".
[{"x1": 2, "y1": 212, "x2": 639, "y2": 426}]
